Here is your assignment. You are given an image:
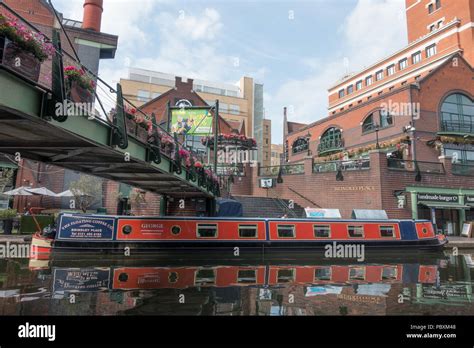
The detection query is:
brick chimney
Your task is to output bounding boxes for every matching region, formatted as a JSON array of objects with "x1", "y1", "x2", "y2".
[{"x1": 82, "y1": 0, "x2": 103, "y2": 32}]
